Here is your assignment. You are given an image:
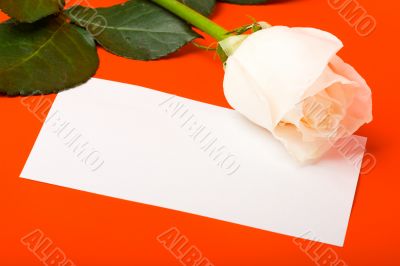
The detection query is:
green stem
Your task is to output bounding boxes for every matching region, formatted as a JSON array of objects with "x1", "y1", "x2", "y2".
[{"x1": 151, "y1": 0, "x2": 230, "y2": 41}]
